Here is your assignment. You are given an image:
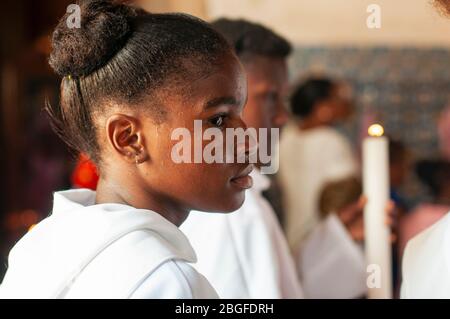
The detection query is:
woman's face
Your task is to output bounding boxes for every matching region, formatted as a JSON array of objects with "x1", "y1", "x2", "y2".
[
  {"x1": 326, "y1": 83, "x2": 354, "y2": 122},
  {"x1": 138, "y1": 53, "x2": 251, "y2": 214}
]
